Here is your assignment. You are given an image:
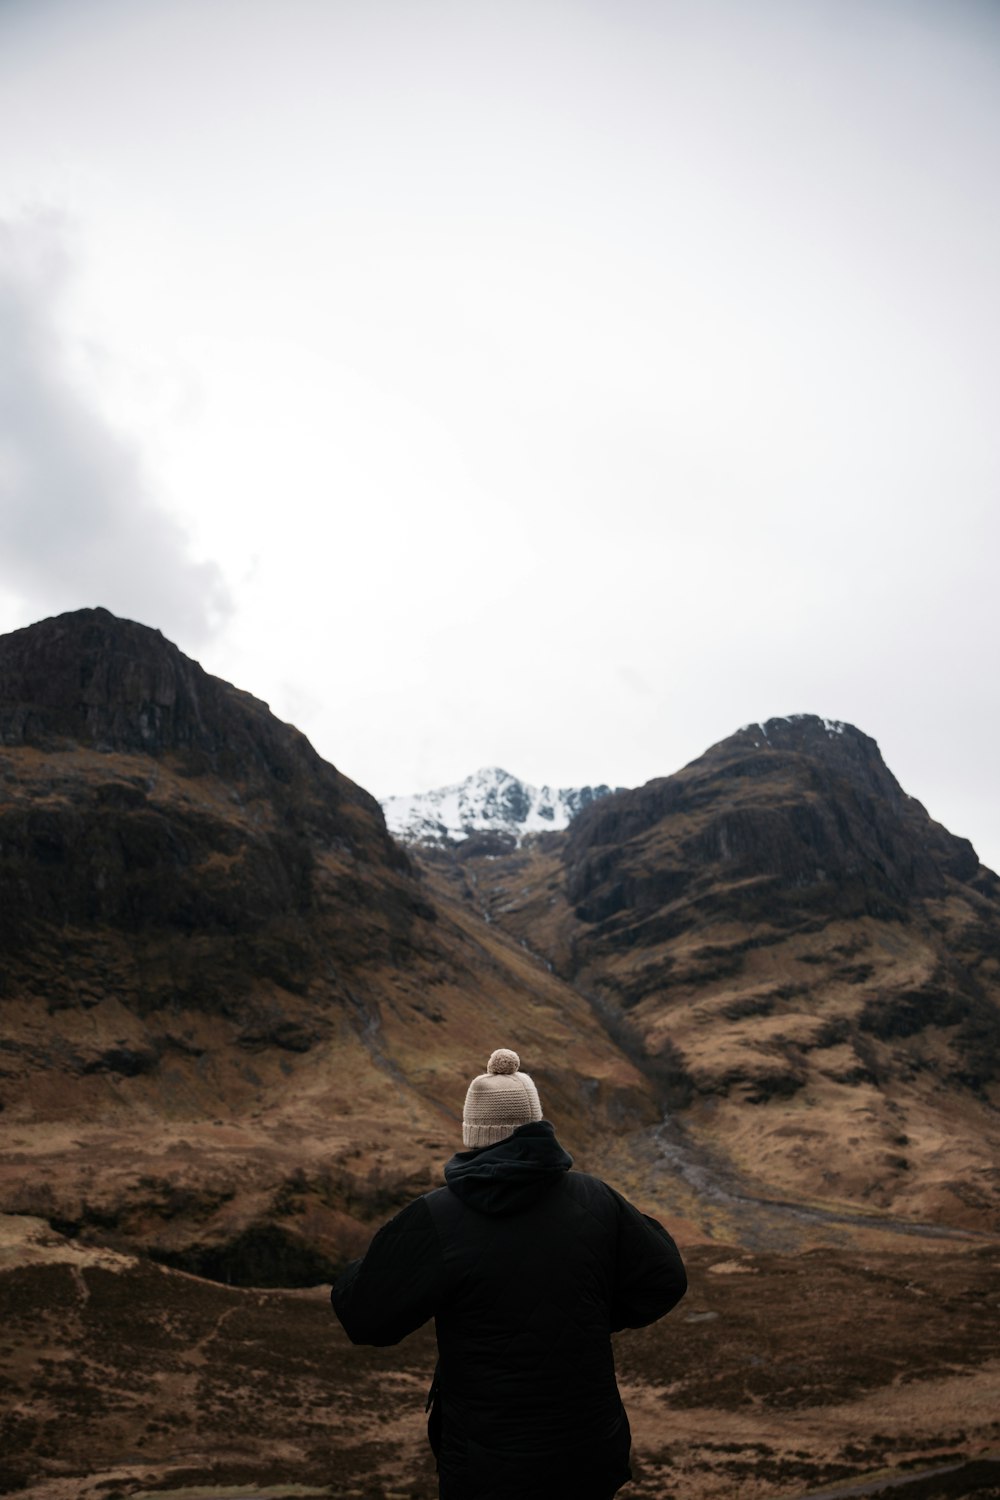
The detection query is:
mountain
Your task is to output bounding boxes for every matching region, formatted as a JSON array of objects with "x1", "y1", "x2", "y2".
[
  {"x1": 4, "y1": 615, "x2": 999, "y2": 1269},
  {"x1": 5, "y1": 644, "x2": 1000, "y2": 1500},
  {"x1": 0, "y1": 609, "x2": 655, "y2": 1283},
  {"x1": 423, "y1": 714, "x2": 1000, "y2": 1235},
  {"x1": 382, "y1": 765, "x2": 621, "y2": 848}
]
